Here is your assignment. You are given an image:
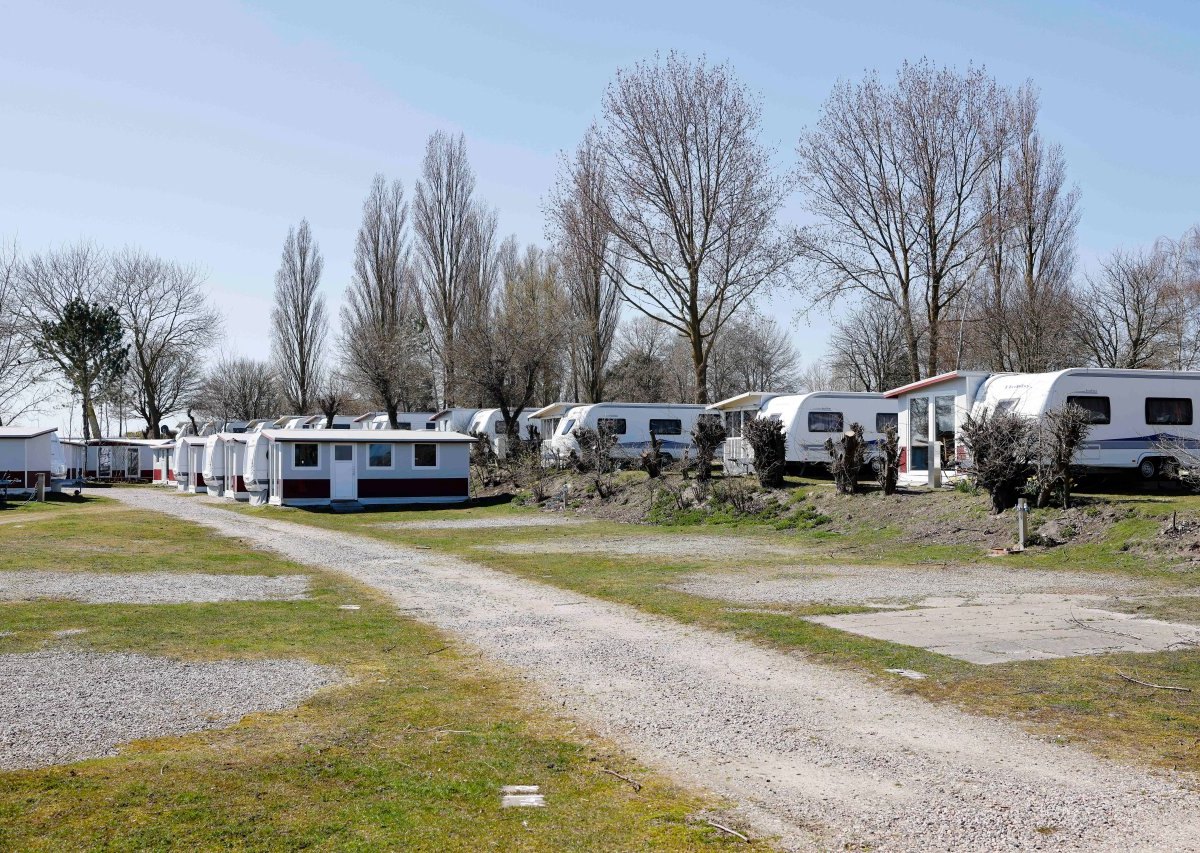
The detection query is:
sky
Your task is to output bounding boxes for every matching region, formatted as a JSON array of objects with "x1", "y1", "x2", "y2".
[{"x1": 2, "y1": 0, "x2": 1199, "y2": 431}]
